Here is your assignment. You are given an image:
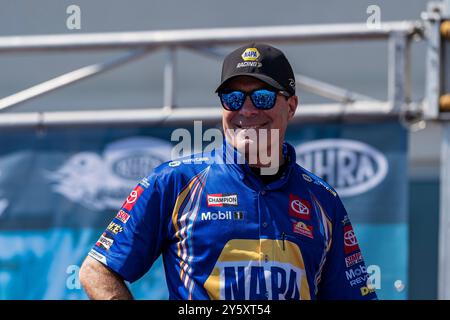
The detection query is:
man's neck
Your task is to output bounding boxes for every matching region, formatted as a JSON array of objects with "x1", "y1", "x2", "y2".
[
  {"x1": 249, "y1": 155, "x2": 288, "y2": 184},
  {"x1": 246, "y1": 146, "x2": 285, "y2": 169}
]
